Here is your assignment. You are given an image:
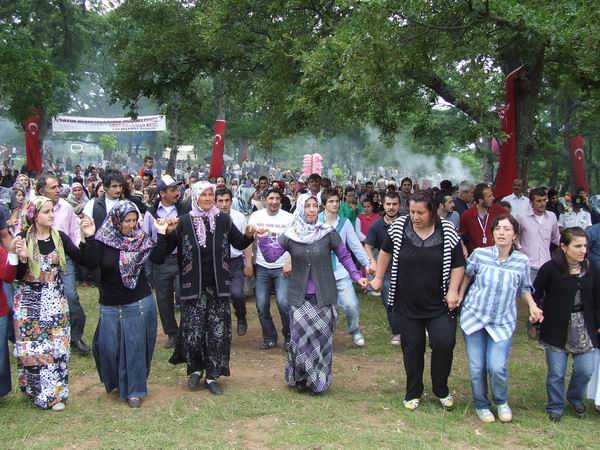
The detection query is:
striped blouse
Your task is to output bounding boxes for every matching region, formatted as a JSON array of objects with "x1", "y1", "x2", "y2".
[{"x1": 460, "y1": 245, "x2": 532, "y2": 342}]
